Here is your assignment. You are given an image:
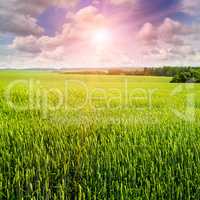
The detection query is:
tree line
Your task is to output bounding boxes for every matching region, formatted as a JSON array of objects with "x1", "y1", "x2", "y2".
[{"x1": 150, "y1": 67, "x2": 200, "y2": 83}]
